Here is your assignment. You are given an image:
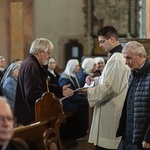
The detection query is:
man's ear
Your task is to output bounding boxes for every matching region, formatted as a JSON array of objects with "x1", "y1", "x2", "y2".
[{"x1": 110, "y1": 36, "x2": 115, "y2": 43}]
